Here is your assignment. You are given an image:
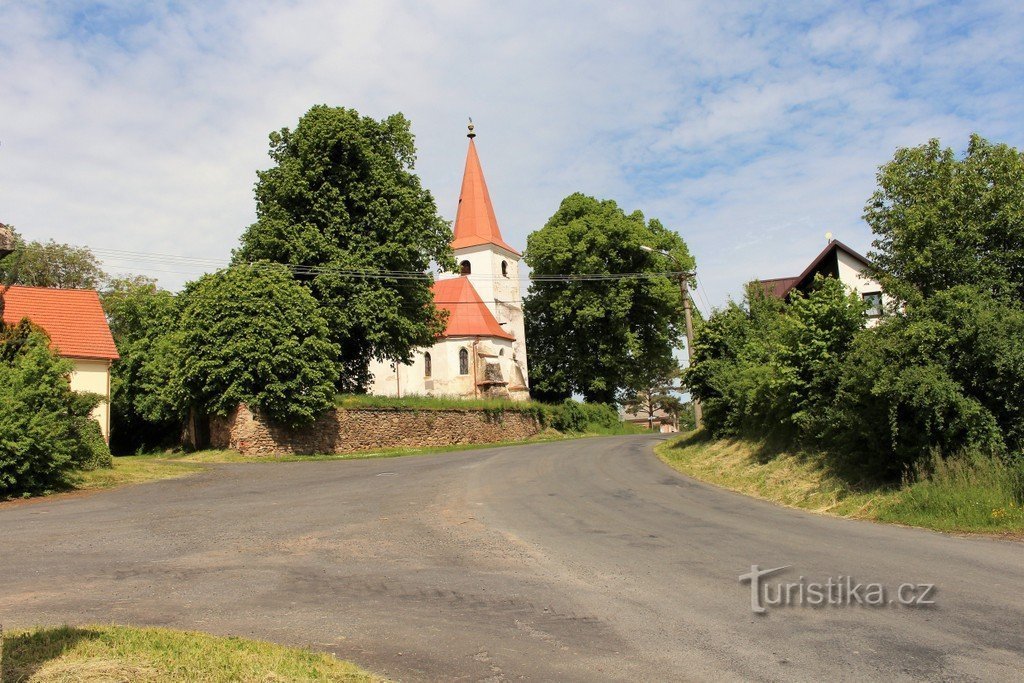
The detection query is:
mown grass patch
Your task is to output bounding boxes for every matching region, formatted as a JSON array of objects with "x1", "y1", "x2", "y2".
[
  {"x1": 0, "y1": 624, "x2": 382, "y2": 682},
  {"x1": 69, "y1": 457, "x2": 206, "y2": 492},
  {"x1": 656, "y1": 432, "x2": 1024, "y2": 534}
]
